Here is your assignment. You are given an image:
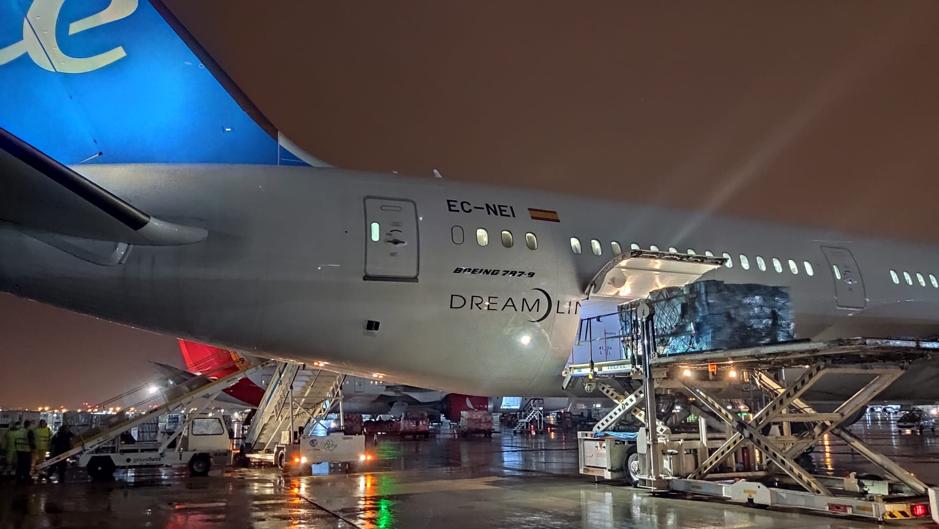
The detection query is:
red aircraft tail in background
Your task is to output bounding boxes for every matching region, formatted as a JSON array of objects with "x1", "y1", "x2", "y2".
[{"x1": 177, "y1": 339, "x2": 265, "y2": 407}]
